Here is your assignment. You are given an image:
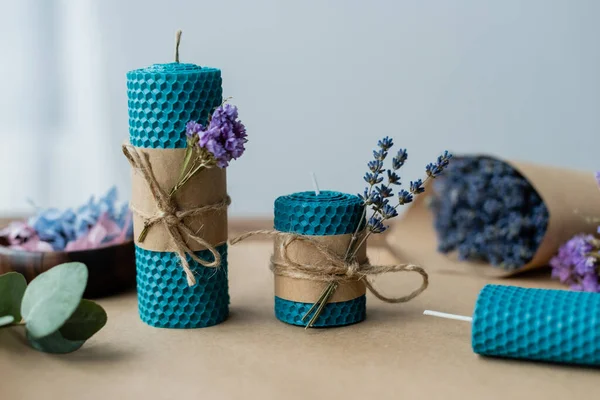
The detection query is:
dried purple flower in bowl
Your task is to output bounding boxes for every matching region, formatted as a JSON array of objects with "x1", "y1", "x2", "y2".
[{"x1": 0, "y1": 187, "x2": 135, "y2": 298}]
